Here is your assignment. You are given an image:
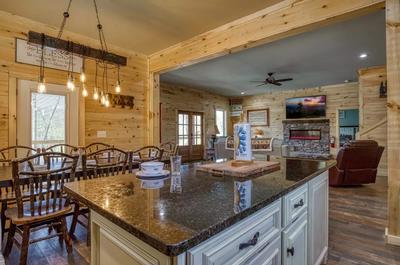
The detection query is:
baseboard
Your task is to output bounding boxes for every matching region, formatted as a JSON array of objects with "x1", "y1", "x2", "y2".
[{"x1": 385, "y1": 228, "x2": 400, "y2": 246}]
